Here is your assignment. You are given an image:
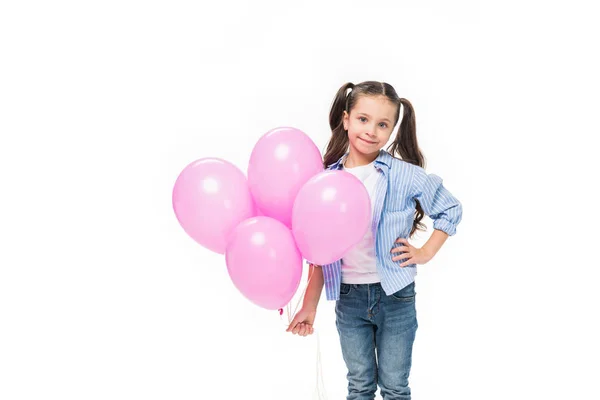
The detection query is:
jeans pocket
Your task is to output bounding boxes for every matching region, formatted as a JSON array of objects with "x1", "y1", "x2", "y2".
[
  {"x1": 391, "y1": 282, "x2": 416, "y2": 302},
  {"x1": 339, "y1": 283, "x2": 353, "y2": 296}
]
